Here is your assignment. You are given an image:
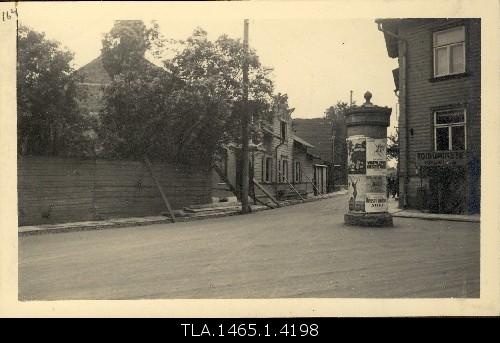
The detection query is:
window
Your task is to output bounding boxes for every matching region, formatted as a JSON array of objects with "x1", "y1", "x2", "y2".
[
  {"x1": 434, "y1": 108, "x2": 466, "y2": 151},
  {"x1": 294, "y1": 161, "x2": 301, "y2": 183},
  {"x1": 282, "y1": 159, "x2": 288, "y2": 183},
  {"x1": 433, "y1": 26, "x2": 465, "y2": 77},
  {"x1": 280, "y1": 120, "x2": 287, "y2": 140},
  {"x1": 264, "y1": 157, "x2": 273, "y2": 183}
]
